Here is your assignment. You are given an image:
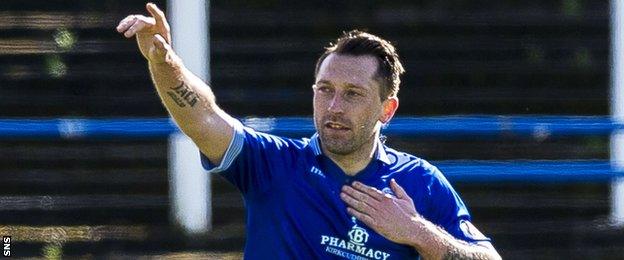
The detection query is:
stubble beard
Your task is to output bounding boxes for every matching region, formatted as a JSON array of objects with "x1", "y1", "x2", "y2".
[
  {"x1": 318, "y1": 122, "x2": 377, "y2": 156},
  {"x1": 320, "y1": 131, "x2": 359, "y2": 155}
]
